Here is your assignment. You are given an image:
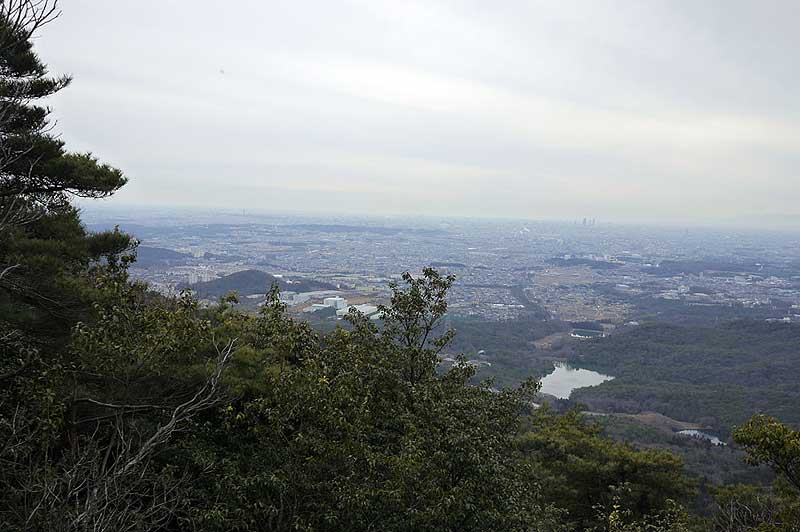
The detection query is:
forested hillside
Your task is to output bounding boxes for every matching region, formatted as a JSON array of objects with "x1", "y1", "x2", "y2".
[
  {"x1": 186, "y1": 268, "x2": 336, "y2": 299},
  {"x1": 566, "y1": 322, "x2": 800, "y2": 435},
  {"x1": 1, "y1": 3, "x2": 798, "y2": 531}
]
